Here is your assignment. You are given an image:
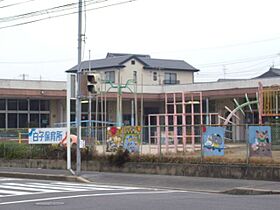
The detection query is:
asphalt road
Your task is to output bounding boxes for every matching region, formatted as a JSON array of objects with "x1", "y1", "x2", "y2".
[{"x1": 0, "y1": 177, "x2": 279, "y2": 210}]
